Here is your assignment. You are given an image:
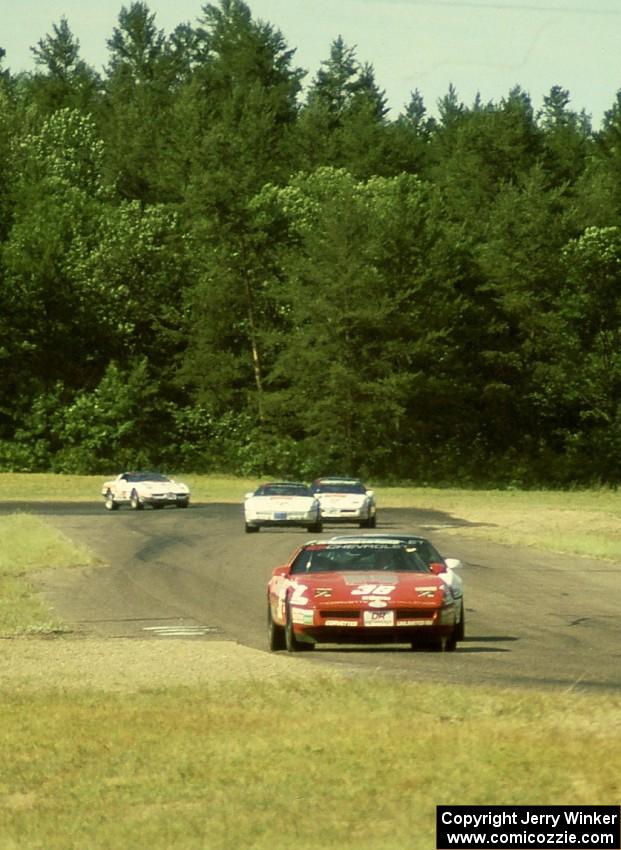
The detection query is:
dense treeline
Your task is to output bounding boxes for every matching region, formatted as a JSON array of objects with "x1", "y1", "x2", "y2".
[{"x1": 2, "y1": 0, "x2": 621, "y2": 485}]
